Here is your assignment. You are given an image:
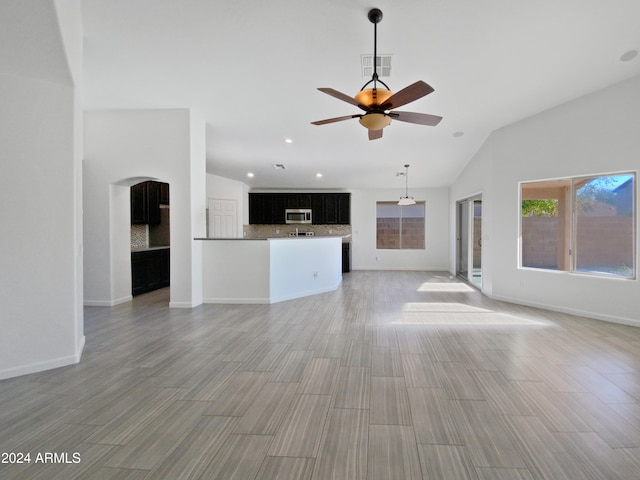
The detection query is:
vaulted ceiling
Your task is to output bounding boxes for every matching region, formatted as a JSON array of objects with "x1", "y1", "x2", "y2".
[{"x1": 81, "y1": 0, "x2": 640, "y2": 189}]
